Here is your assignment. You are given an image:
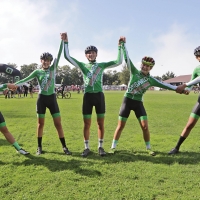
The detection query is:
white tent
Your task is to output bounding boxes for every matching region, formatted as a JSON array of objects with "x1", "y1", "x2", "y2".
[{"x1": 119, "y1": 84, "x2": 127, "y2": 87}]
